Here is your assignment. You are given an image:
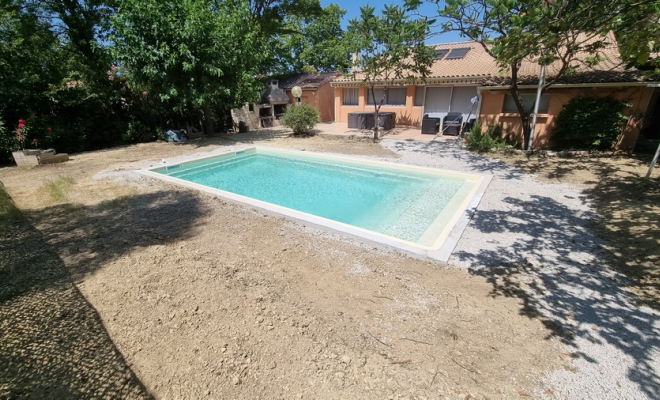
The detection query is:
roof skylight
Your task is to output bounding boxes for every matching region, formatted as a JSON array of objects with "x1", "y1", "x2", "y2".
[
  {"x1": 445, "y1": 47, "x2": 471, "y2": 59},
  {"x1": 435, "y1": 49, "x2": 449, "y2": 59}
]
